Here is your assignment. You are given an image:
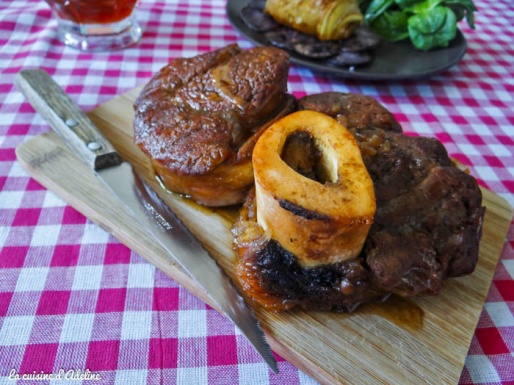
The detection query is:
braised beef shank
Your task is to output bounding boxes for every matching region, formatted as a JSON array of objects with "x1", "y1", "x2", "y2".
[{"x1": 232, "y1": 92, "x2": 485, "y2": 312}]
